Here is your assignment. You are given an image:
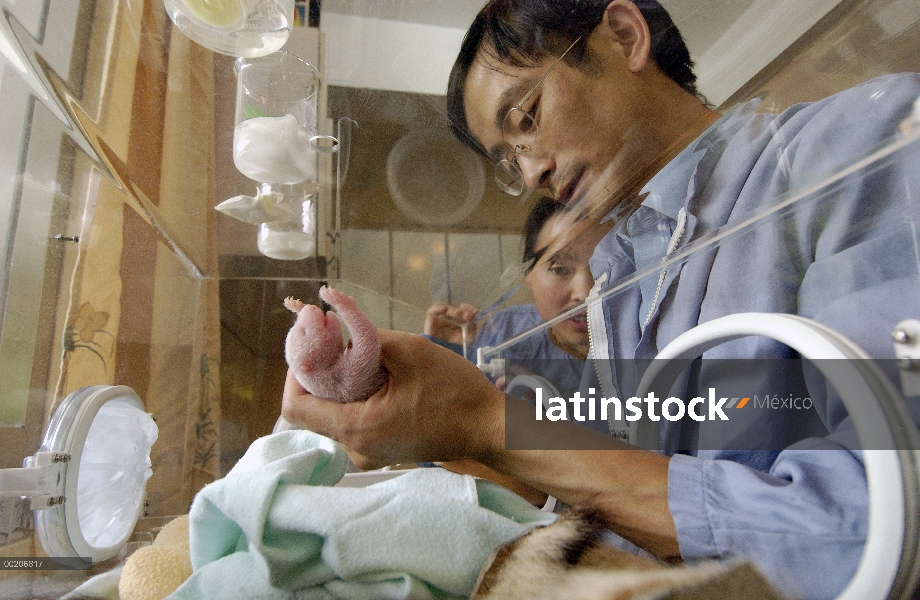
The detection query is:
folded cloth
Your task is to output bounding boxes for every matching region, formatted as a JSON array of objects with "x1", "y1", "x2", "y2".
[{"x1": 167, "y1": 430, "x2": 556, "y2": 600}]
